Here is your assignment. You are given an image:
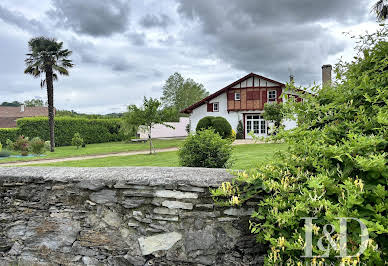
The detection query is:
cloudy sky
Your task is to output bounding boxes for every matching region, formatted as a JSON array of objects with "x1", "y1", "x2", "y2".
[{"x1": 0, "y1": 0, "x2": 378, "y2": 114}]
